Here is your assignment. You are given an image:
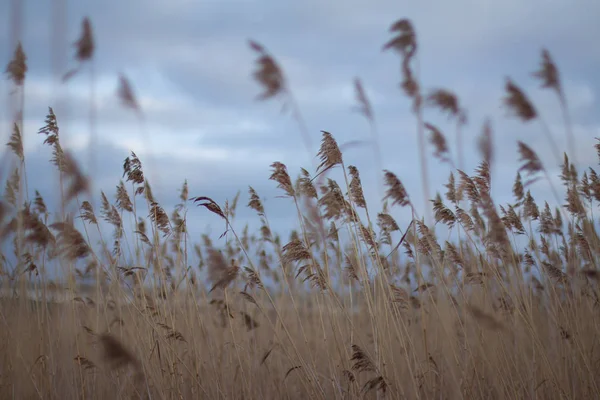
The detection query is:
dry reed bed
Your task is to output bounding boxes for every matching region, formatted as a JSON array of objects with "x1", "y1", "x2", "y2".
[{"x1": 0, "y1": 15, "x2": 599, "y2": 400}]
